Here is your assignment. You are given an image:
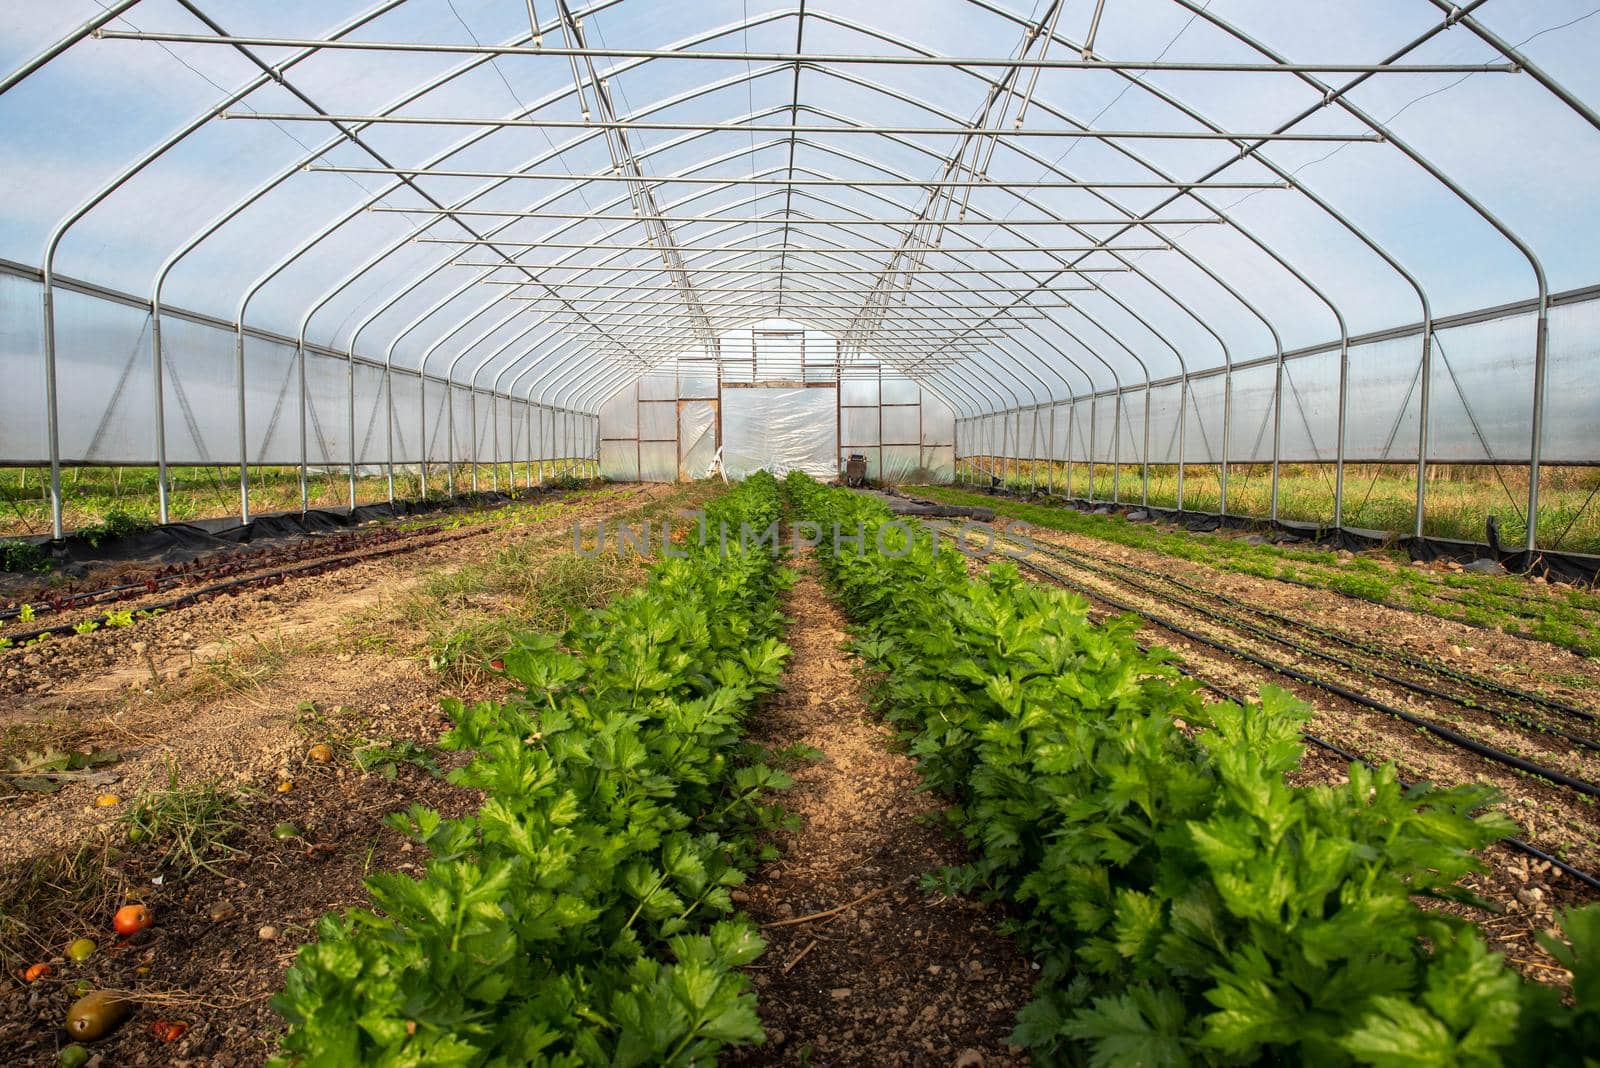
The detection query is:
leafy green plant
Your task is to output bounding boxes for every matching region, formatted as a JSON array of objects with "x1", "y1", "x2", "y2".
[
  {"x1": 76, "y1": 508, "x2": 153, "y2": 547},
  {"x1": 273, "y1": 472, "x2": 794, "y2": 1066},
  {"x1": 0, "y1": 539, "x2": 50, "y2": 573},
  {"x1": 787, "y1": 471, "x2": 1599, "y2": 1067},
  {"x1": 350, "y1": 738, "x2": 440, "y2": 779}
]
